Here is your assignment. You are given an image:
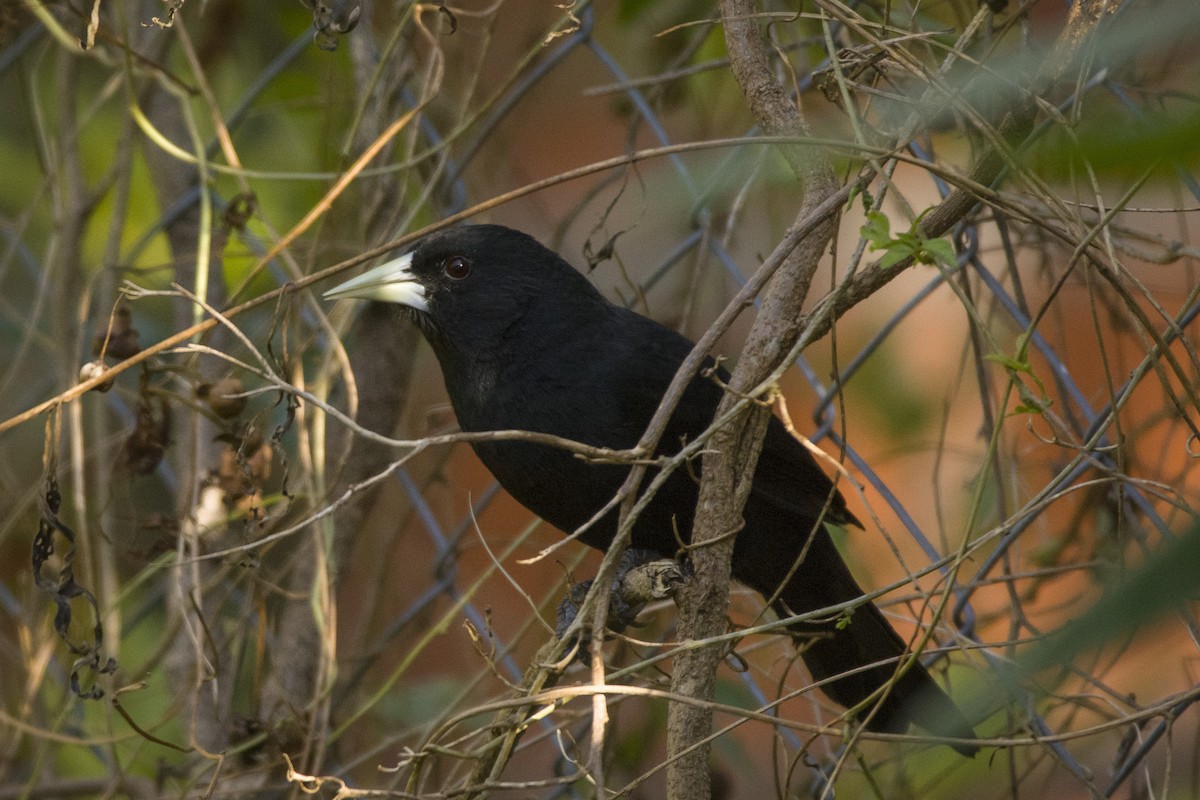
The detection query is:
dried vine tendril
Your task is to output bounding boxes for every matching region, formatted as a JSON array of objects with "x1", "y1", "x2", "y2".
[{"x1": 33, "y1": 415, "x2": 117, "y2": 699}]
